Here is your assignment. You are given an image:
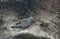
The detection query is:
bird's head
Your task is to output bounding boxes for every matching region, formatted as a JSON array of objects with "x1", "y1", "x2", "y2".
[
  {"x1": 29, "y1": 16, "x2": 34, "y2": 21},
  {"x1": 29, "y1": 16, "x2": 34, "y2": 19}
]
